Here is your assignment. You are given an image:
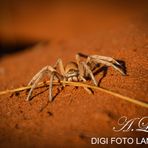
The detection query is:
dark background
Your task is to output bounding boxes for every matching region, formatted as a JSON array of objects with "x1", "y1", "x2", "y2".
[{"x1": 0, "y1": 0, "x2": 148, "y2": 56}]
